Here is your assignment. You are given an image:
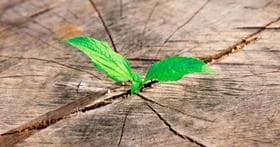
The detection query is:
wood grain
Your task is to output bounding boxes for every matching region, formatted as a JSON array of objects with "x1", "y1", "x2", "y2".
[{"x1": 1, "y1": 0, "x2": 280, "y2": 146}]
